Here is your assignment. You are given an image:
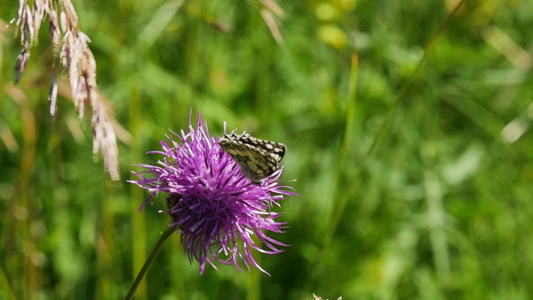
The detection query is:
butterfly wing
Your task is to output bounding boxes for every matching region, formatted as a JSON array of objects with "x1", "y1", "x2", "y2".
[{"x1": 219, "y1": 132, "x2": 286, "y2": 183}]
